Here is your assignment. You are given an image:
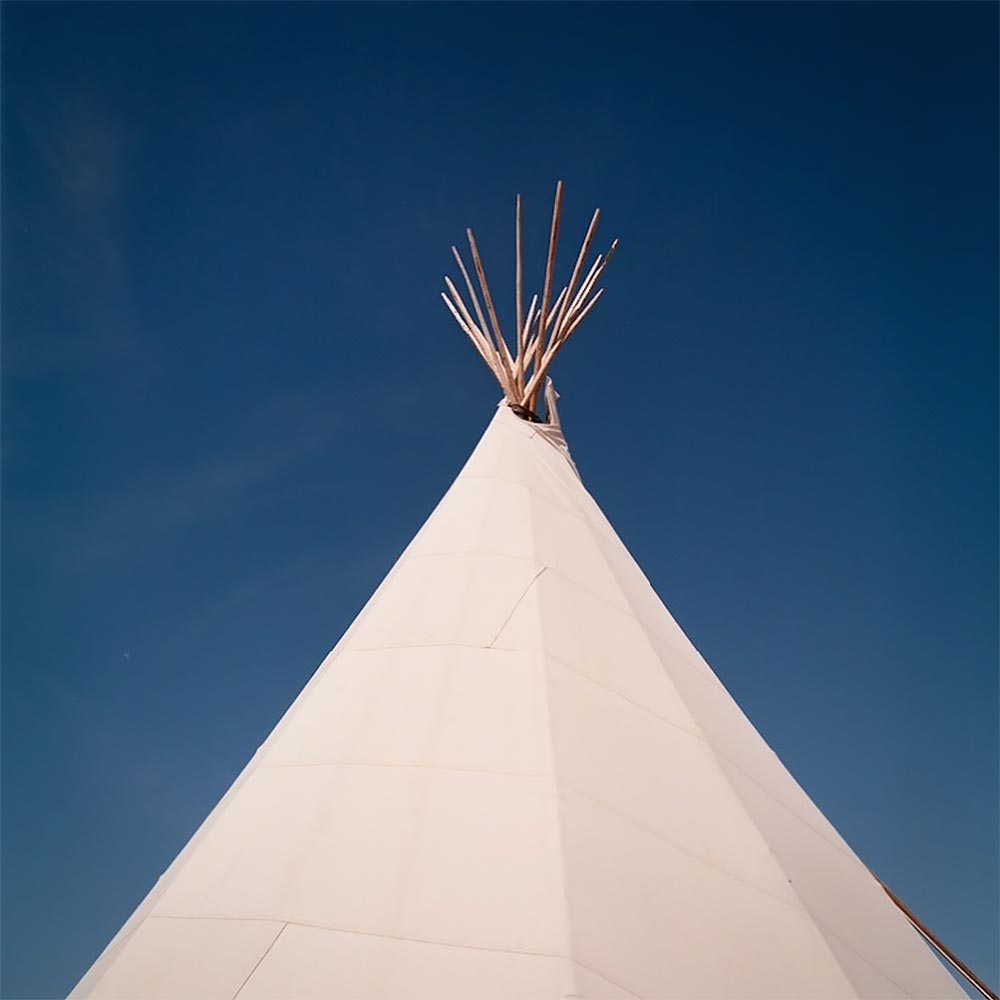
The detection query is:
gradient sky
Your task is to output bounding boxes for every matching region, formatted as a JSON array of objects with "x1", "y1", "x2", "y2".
[{"x1": 2, "y1": 3, "x2": 997, "y2": 997}]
